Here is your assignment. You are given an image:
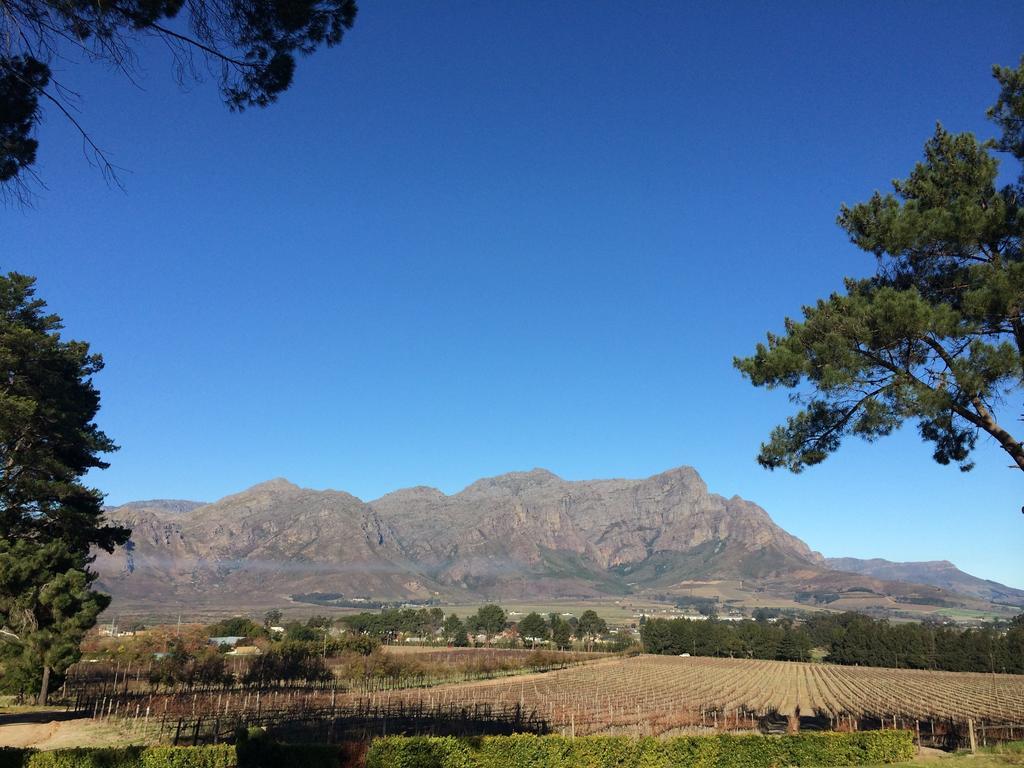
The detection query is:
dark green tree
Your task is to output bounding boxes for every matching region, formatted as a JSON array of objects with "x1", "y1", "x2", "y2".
[
  {"x1": 0, "y1": 0, "x2": 357, "y2": 199},
  {"x1": 207, "y1": 616, "x2": 263, "y2": 639},
  {"x1": 776, "y1": 626, "x2": 811, "y2": 662},
  {"x1": 441, "y1": 613, "x2": 468, "y2": 647},
  {"x1": 517, "y1": 612, "x2": 549, "y2": 647},
  {"x1": 283, "y1": 621, "x2": 317, "y2": 642},
  {"x1": 548, "y1": 614, "x2": 572, "y2": 650},
  {"x1": 0, "y1": 273, "x2": 129, "y2": 704},
  {"x1": 442, "y1": 618, "x2": 468, "y2": 647},
  {"x1": 470, "y1": 604, "x2": 506, "y2": 640},
  {"x1": 736, "y1": 58, "x2": 1024, "y2": 478},
  {"x1": 1007, "y1": 614, "x2": 1024, "y2": 674},
  {"x1": 426, "y1": 607, "x2": 445, "y2": 633},
  {"x1": 243, "y1": 640, "x2": 330, "y2": 687},
  {"x1": 576, "y1": 610, "x2": 607, "y2": 650},
  {"x1": 0, "y1": 540, "x2": 111, "y2": 699}
]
